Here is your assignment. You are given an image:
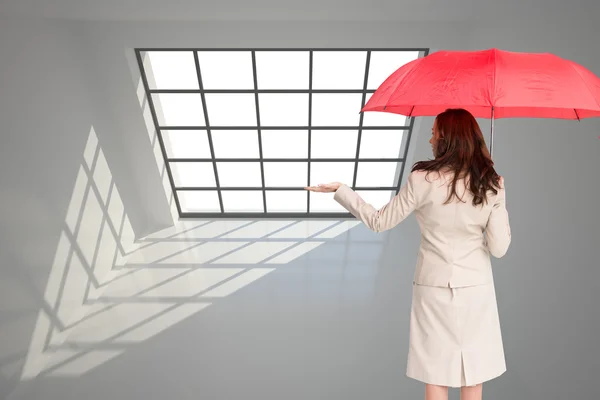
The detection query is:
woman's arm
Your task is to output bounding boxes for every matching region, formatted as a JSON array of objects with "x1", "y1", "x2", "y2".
[
  {"x1": 485, "y1": 177, "x2": 511, "y2": 257},
  {"x1": 333, "y1": 172, "x2": 419, "y2": 232}
]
